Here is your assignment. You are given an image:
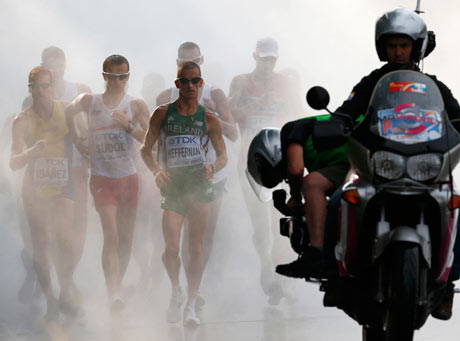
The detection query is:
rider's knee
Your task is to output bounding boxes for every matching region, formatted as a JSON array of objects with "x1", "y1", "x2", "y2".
[{"x1": 302, "y1": 172, "x2": 330, "y2": 194}]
